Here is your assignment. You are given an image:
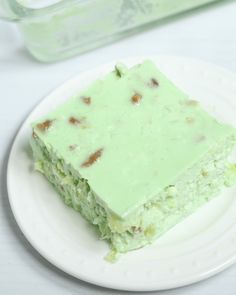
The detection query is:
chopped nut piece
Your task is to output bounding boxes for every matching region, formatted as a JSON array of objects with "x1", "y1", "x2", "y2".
[
  {"x1": 131, "y1": 93, "x2": 142, "y2": 104},
  {"x1": 81, "y1": 148, "x2": 103, "y2": 167},
  {"x1": 36, "y1": 120, "x2": 53, "y2": 132},
  {"x1": 69, "y1": 116, "x2": 82, "y2": 125},
  {"x1": 149, "y1": 78, "x2": 159, "y2": 88},
  {"x1": 69, "y1": 116, "x2": 88, "y2": 128},
  {"x1": 81, "y1": 96, "x2": 91, "y2": 105}
]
